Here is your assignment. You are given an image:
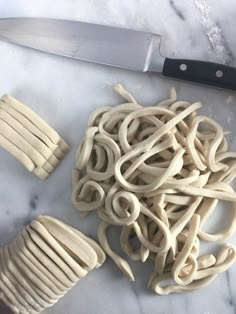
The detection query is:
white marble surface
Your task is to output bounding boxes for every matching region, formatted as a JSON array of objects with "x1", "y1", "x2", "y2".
[{"x1": 0, "y1": 0, "x2": 236, "y2": 313}]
